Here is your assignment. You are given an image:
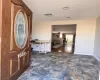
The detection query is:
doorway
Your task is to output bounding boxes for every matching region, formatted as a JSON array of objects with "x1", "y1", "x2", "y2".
[{"x1": 51, "y1": 24, "x2": 76, "y2": 54}]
